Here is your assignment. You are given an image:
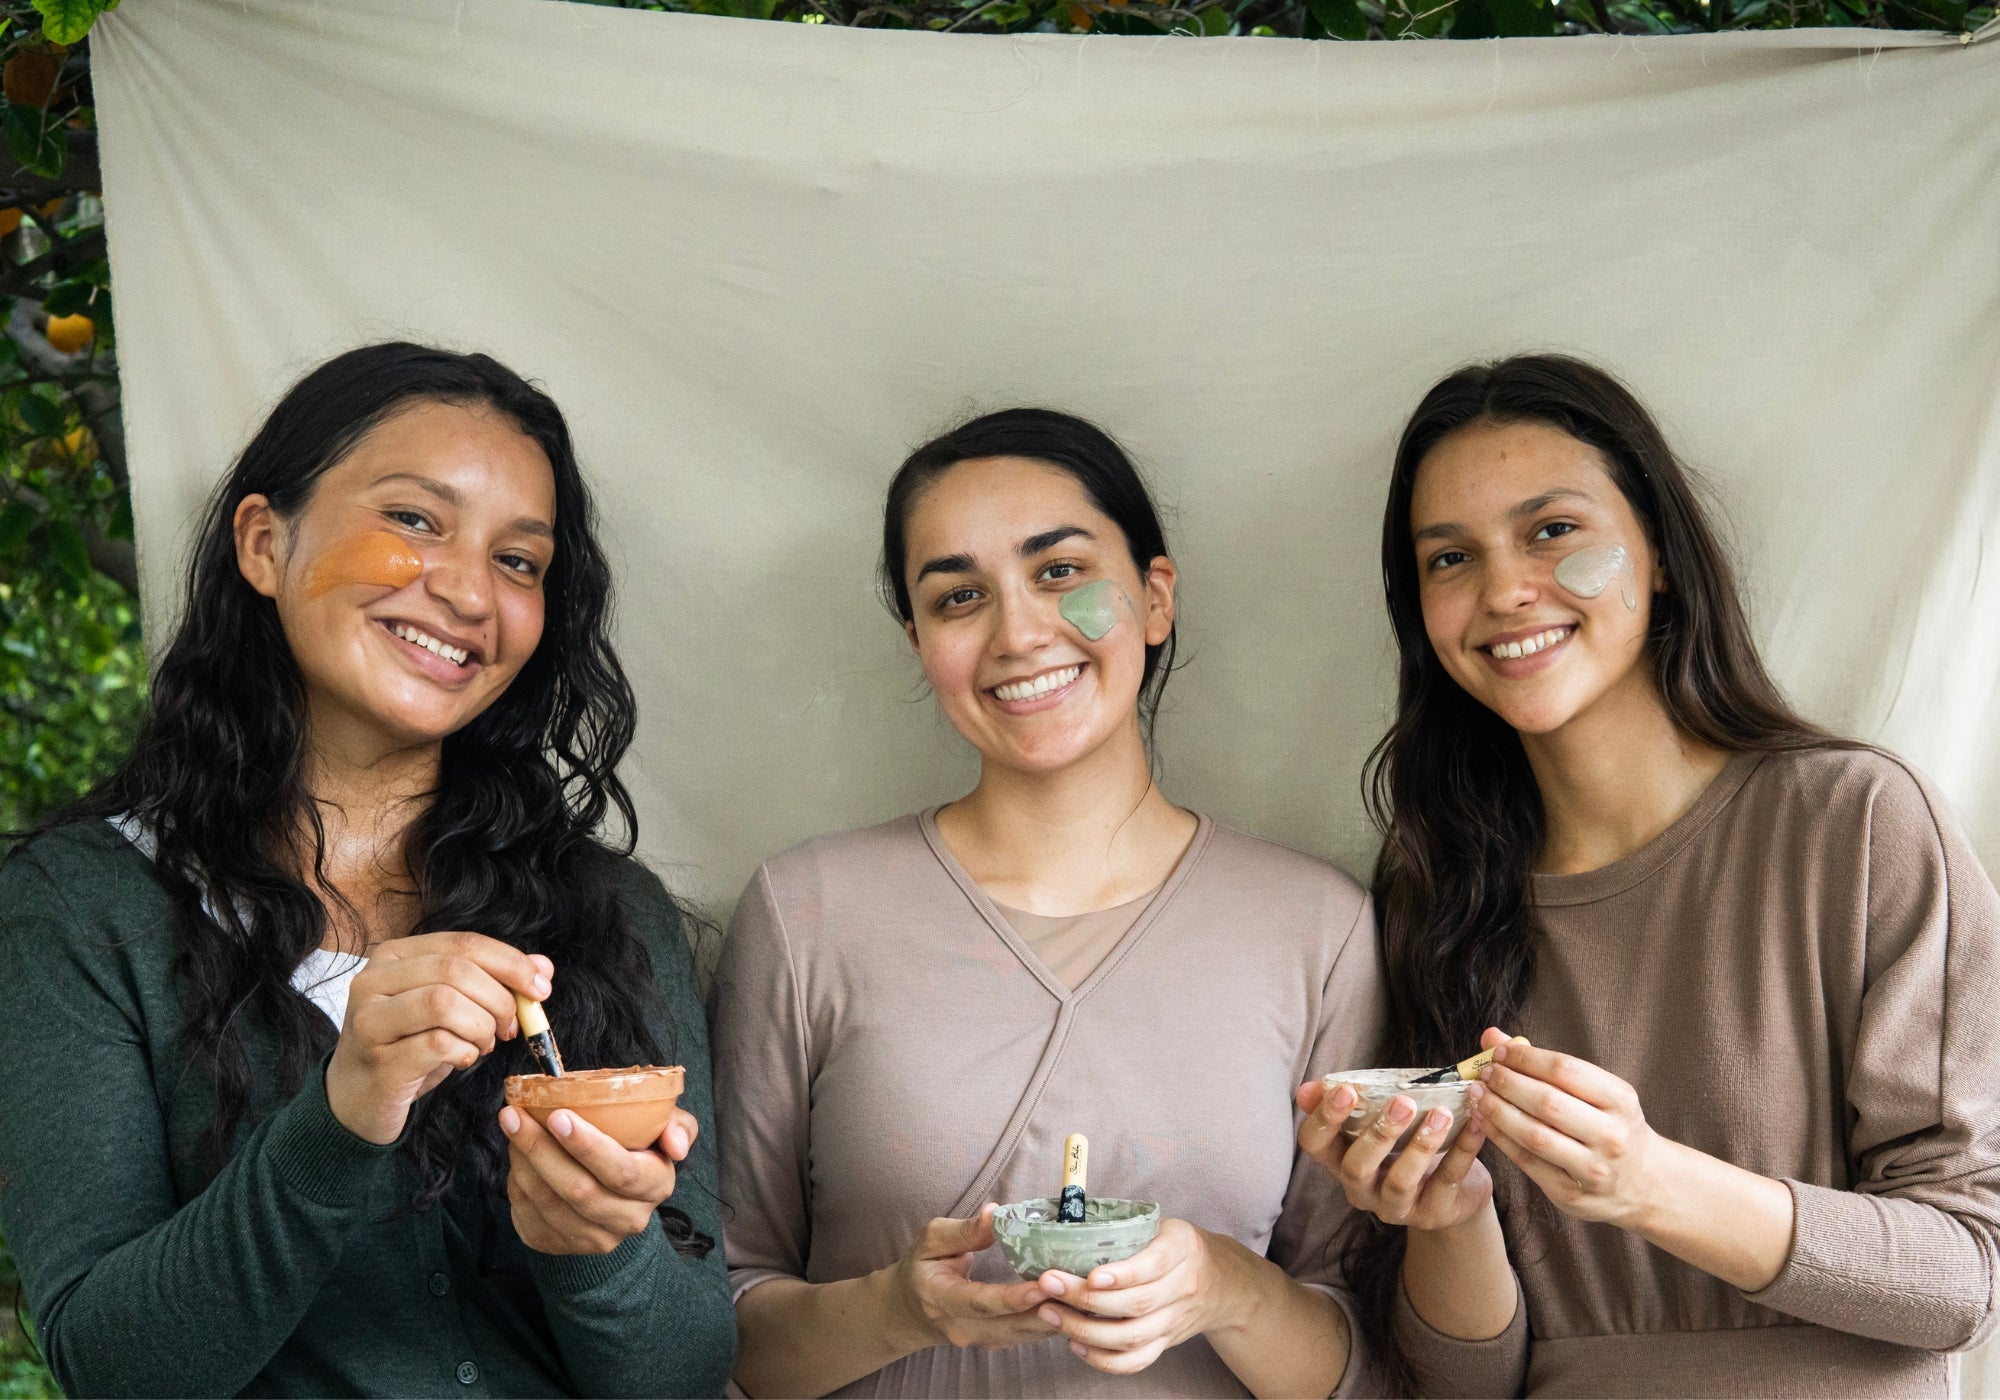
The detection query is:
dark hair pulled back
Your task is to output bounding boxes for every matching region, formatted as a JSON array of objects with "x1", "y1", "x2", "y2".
[
  {"x1": 880, "y1": 407, "x2": 1178, "y2": 740},
  {"x1": 1348, "y1": 354, "x2": 1847, "y2": 1392},
  {"x1": 20, "y1": 341, "x2": 677, "y2": 1215}
]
